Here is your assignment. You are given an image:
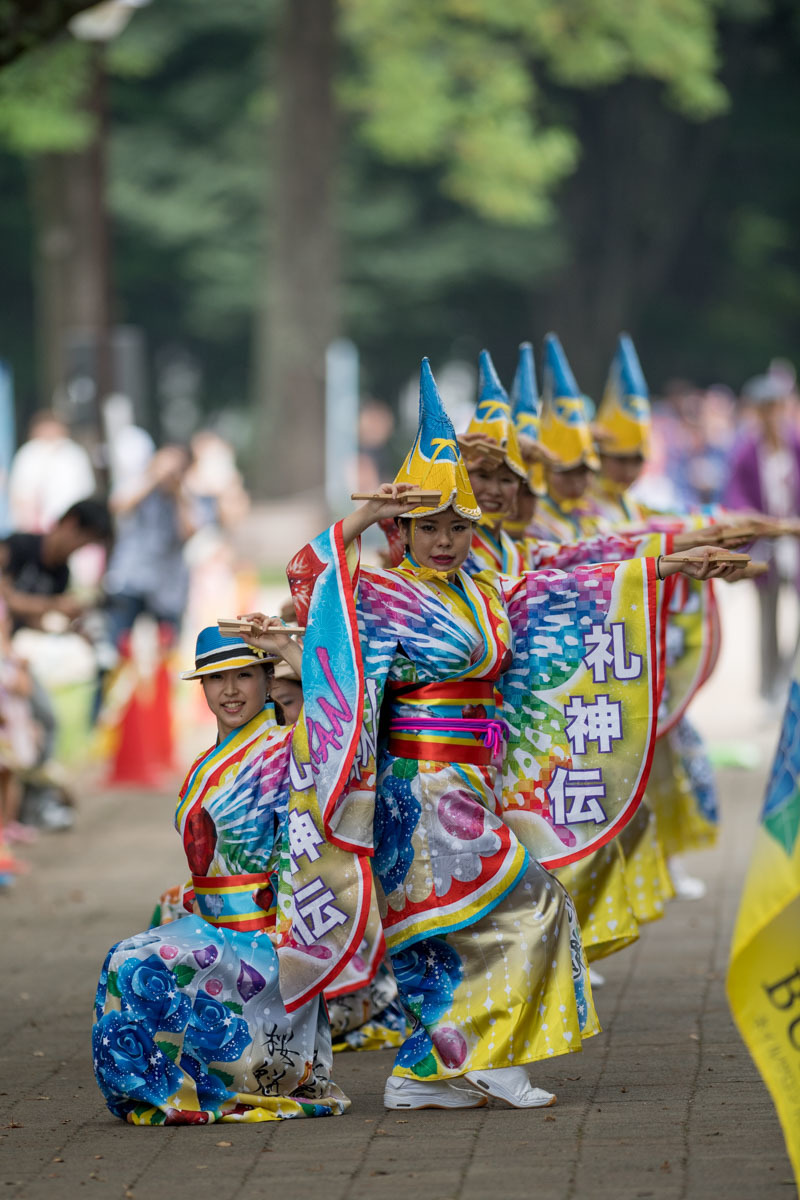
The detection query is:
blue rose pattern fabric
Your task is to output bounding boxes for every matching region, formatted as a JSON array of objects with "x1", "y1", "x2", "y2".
[{"x1": 93, "y1": 914, "x2": 349, "y2": 1124}]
